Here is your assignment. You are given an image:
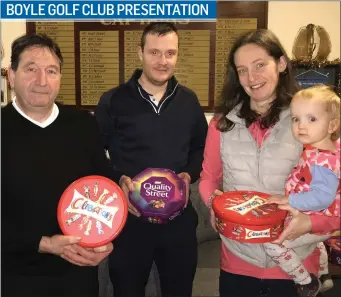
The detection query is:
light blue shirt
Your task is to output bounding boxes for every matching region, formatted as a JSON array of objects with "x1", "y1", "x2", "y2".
[{"x1": 289, "y1": 165, "x2": 339, "y2": 211}]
